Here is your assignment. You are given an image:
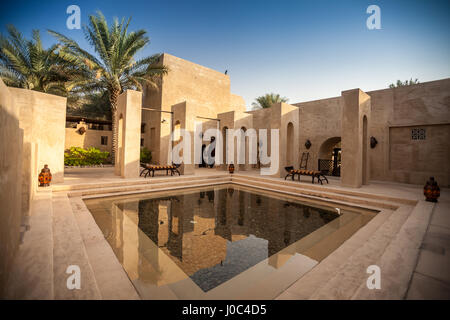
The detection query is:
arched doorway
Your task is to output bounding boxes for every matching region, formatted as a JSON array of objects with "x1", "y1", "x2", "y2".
[
  {"x1": 173, "y1": 120, "x2": 181, "y2": 142},
  {"x1": 362, "y1": 115, "x2": 368, "y2": 185},
  {"x1": 222, "y1": 126, "x2": 228, "y2": 167},
  {"x1": 318, "y1": 137, "x2": 341, "y2": 176},
  {"x1": 239, "y1": 127, "x2": 247, "y2": 170},
  {"x1": 115, "y1": 114, "x2": 125, "y2": 175},
  {"x1": 200, "y1": 144, "x2": 207, "y2": 167},
  {"x1": 209, "y1": 136, "x2": 215, "y2": 168},
  {"x1": 200, "y1": 136, "x2": 216, "y2": 168},
  {"x1": 286, "y1": 122, "x2": 294, "y2": 166},
  {"x1": 172, "y1": 120, "x2": 183, "y2": 164}
]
